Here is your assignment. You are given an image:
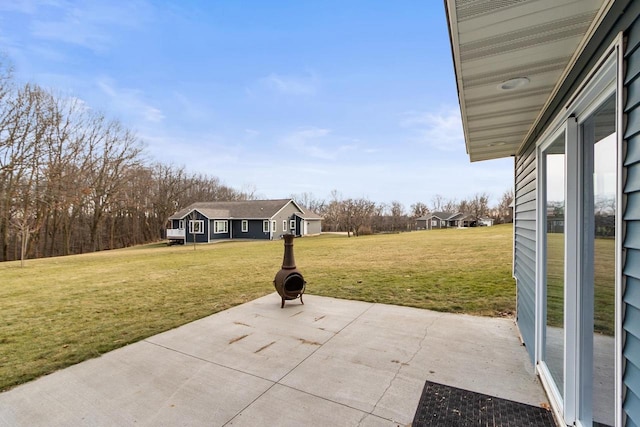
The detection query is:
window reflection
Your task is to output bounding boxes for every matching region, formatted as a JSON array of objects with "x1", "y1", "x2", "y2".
[
  {"x1": 545, "y1": 132, "x2": 565, "y2": 397},
  {"x1": 584, "y1": 94, "x2": 616, "y2": 427}
]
